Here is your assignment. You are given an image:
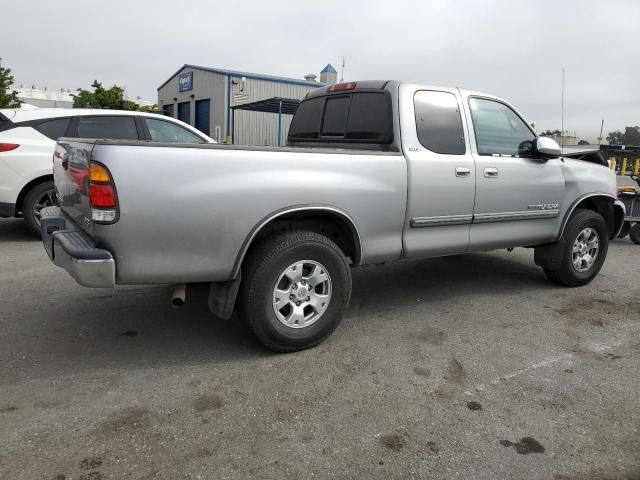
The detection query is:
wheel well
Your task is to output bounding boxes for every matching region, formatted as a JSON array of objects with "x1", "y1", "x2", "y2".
[
  {"x1": 569, "y1": 195, "x2": 620, "y2": 238},
  {"x1": 15, "y1": 175, "x2": 53, "y2": 216},
  {"x1": 239, "y1": 210, "x2": 362, "y2": 274}
]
